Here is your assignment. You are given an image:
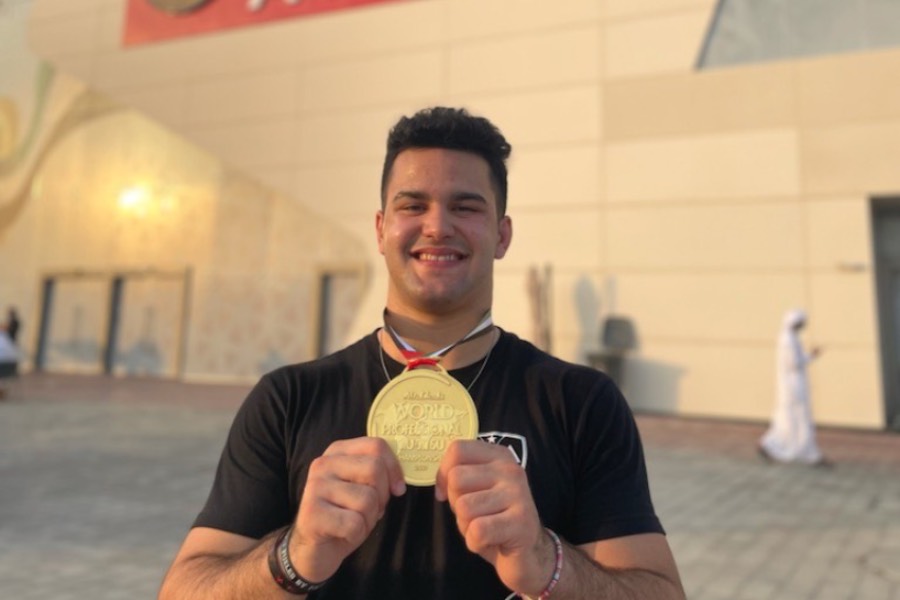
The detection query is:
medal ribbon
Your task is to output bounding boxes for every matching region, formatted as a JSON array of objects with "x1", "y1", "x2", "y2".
[{"x1": 382, "y1": 309, "x2": 494, "y2": 370}]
